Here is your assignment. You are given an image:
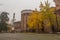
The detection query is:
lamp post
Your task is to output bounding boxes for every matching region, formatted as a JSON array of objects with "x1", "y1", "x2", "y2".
[{"x1": 55, "y1": 11, "x2": 59, "y2": 32}]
